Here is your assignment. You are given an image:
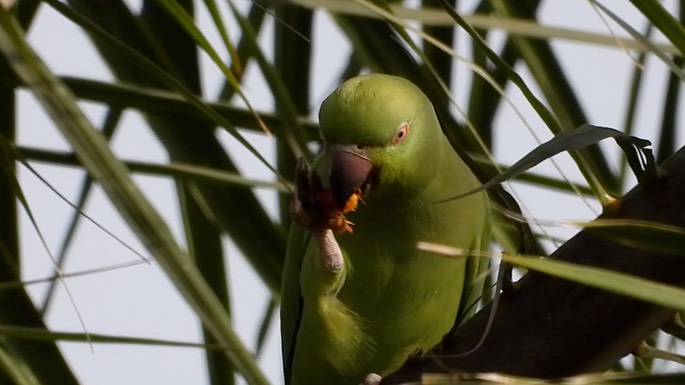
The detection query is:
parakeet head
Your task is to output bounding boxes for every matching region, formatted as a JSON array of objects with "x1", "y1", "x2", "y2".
[{"x1": 318, "y1": 74, "x2": 444, "y2": 210}]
